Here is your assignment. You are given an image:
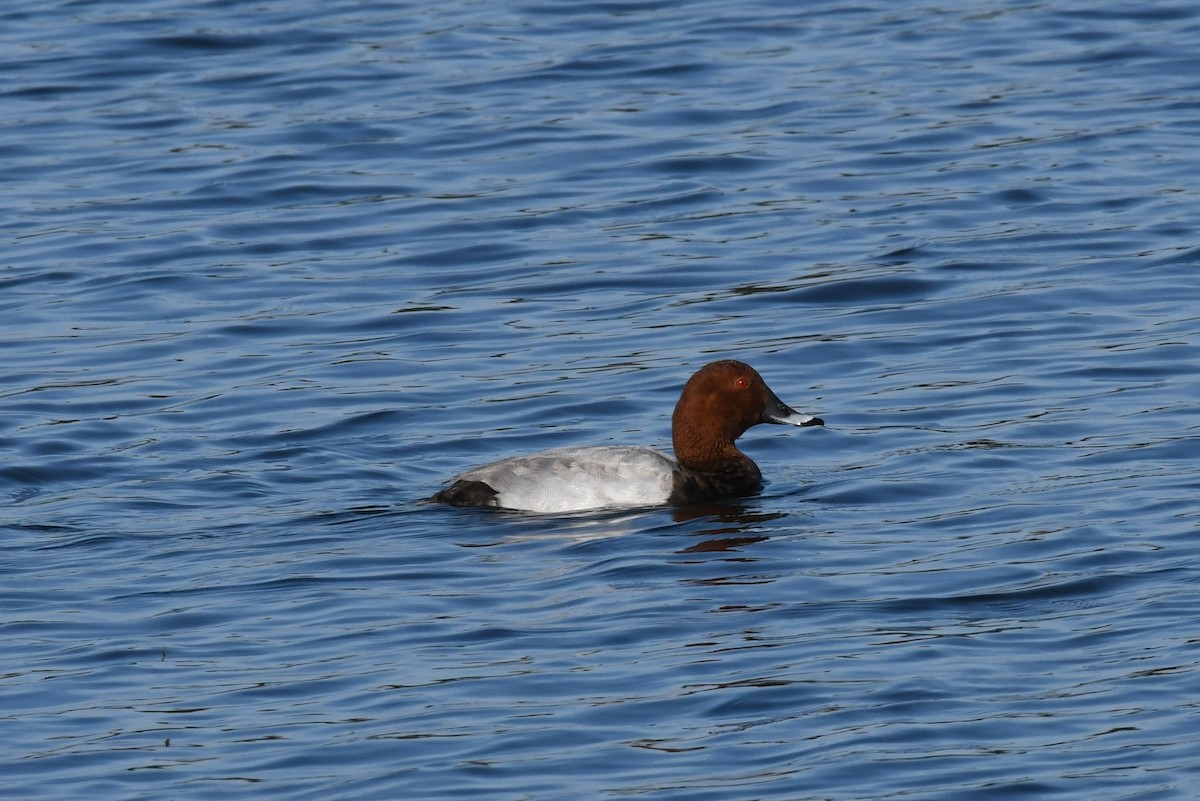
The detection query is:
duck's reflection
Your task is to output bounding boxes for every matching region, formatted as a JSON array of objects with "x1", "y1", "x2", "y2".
[
  {"x1": 672, "y1": 502, "x2": 784, "y2": 553},
  {"x1": 441, "y1": 498, "x2": 796, "y2": 552}
]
